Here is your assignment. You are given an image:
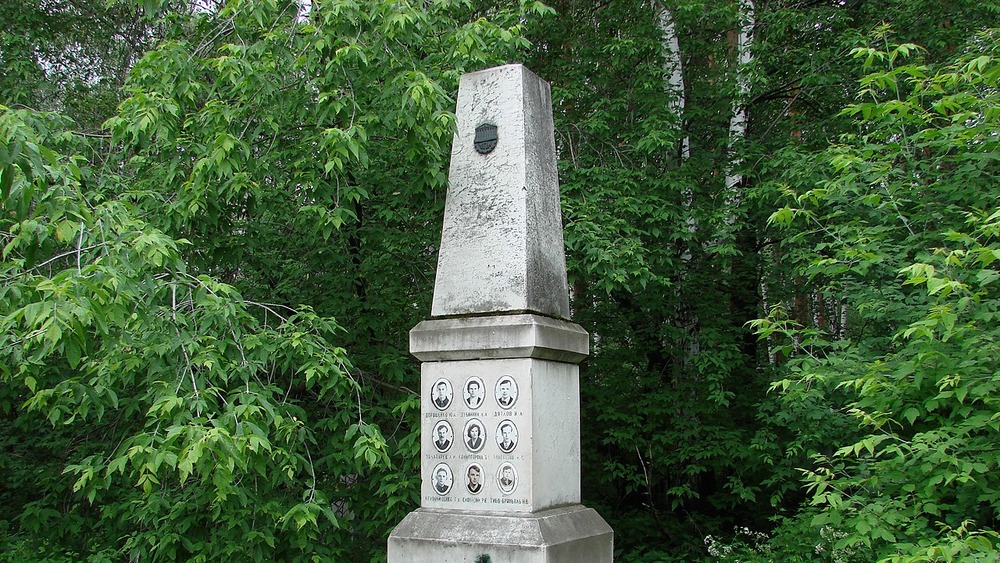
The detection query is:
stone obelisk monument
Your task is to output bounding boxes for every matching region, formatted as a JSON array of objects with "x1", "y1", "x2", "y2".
[{"x1": 387, "y1": 64, "x2": 613, "y2": 562}]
